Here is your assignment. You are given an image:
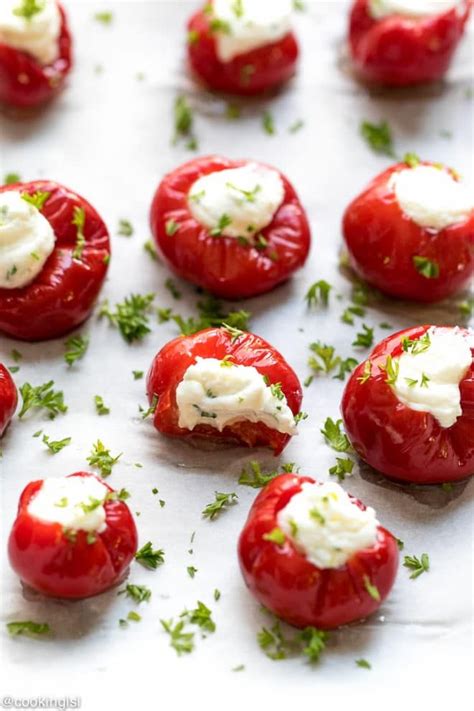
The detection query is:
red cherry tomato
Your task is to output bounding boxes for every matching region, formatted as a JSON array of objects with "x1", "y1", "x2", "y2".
[
  {"x1": 187, "y1": 5, "x2": 299, "y2": 95},
  {"x1": 0, "y1": 363, "x2": 17, "y2": 436},
  {"x1": 8, "y1": 472, "x2": 138, "y2": 599},
  {"x1": 0, "y1": 181, "x2": 110, "y2": 341},
  {"x1": 348, "y1": 0, "x2": 471, "y2": 86},
  {"x1": 146, "y1": 327, "x2": 303, "y2": 455},
  {"x1": 341, "y1": 325, "x2": 474, "y2": 485},
  {"x1": 0, "y1": 3, "x2": 72, "y2": 109},
  {"x1": 150, "y1": 155, "x2": 311, "y2": 300},
  {"x1": 238, "y1": 473, "x2": 399, "y2": 629},
  {"x1": 342, "y1": 162, "x2": 474, "y2": 302}
]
